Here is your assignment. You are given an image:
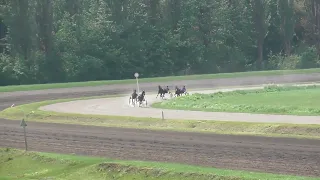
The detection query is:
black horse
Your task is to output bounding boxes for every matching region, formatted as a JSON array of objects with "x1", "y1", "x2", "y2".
[
  {"x1": 156, "y1": 85, "x2": 172, "y2": 99},
  {"x1": 137, "y1": 90, "x2": 147, "y2": 107},
  {"x1": 175, "y1": 86, "x2": 183, "y2": 97},
  {"x1": 175, "y1": 86, "x2": 188, "y2": 97},
  {"x1": 129, "y1": 89, "x2": 138, "y2": 105}
]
